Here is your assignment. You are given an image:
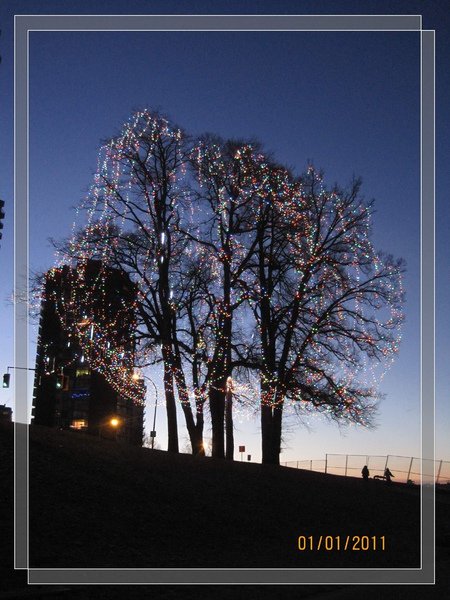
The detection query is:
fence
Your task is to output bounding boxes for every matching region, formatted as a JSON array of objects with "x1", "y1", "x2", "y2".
[{"x1": 283, "y1": 454, "x2": 450, "y2": 485}]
